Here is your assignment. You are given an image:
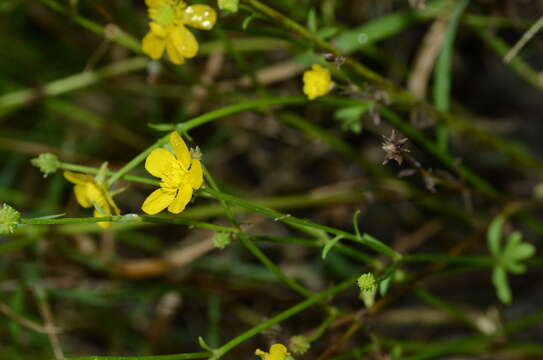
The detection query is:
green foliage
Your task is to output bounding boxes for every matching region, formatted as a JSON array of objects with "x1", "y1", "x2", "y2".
[
  {"x1": 212, "y1": 231, "x2": 231, "y2": 249},
  {"x1": 487, "y1": 216, "x2": 536, "y2": 304},
  {"x1": 333, "y1": 103, "x2": 373, "y2": 134},
  {"x1": 321, "y1": 234, "x2": 343, "y2": 259},
  {"x1": 2, "y1": 0, "x2": 543, "y2": 359}
]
